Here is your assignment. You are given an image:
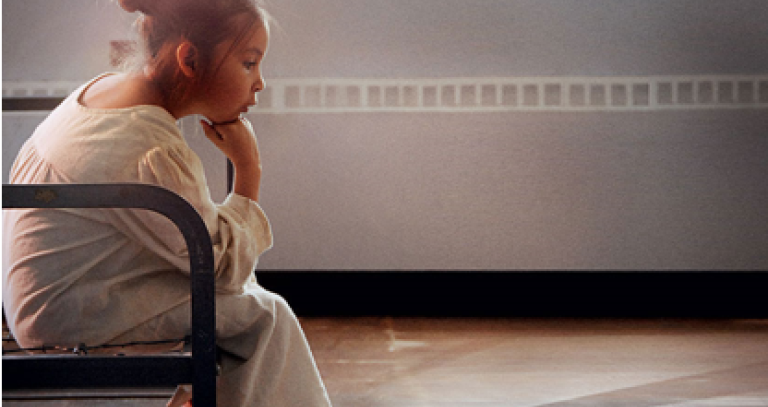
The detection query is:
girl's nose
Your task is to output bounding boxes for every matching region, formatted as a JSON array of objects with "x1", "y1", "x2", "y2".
[{"x1": 252, "y1": 76, "x2": 265, "y2": 93}]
